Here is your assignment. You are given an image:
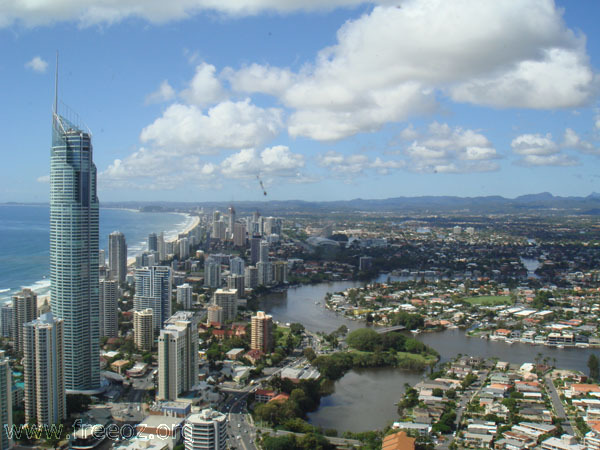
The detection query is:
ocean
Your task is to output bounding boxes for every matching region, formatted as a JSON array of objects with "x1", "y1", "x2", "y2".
[{"x1": 0, "y1": 204, "x2": 195, "y2": 302}]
